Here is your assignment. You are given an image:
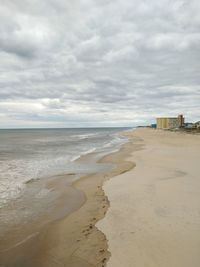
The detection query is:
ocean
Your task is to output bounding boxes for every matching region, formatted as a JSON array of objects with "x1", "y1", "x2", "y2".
[{"x1": 0, "y1": 127, "x2": 129, "y2": 237}]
